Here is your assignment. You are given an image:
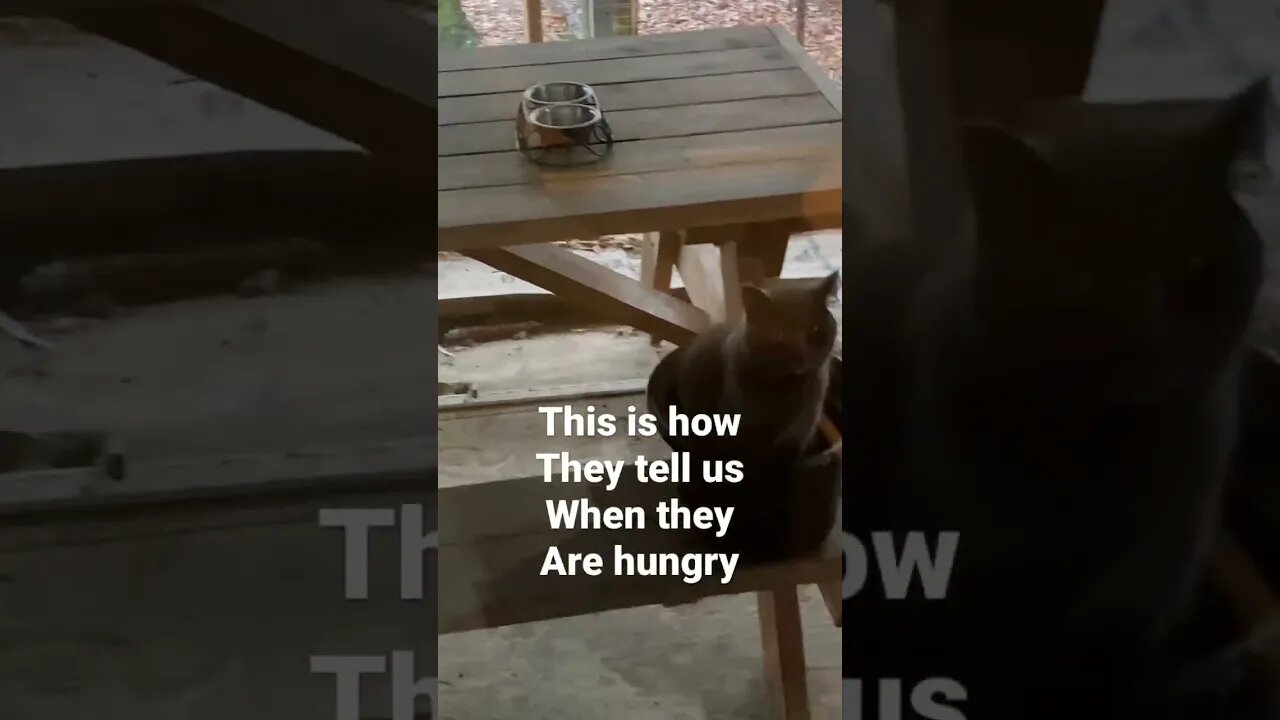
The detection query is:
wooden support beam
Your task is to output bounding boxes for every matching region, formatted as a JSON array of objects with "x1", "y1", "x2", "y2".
[
  {"x1": 465, "y1": 243, "x2": 711, "y2": 345},
  {"x1": 0, "y1": 151, "x2": 431, "y2": 246},
  {"x1": 0, "y1": 437, "x2": 434, "y2": 517},
  {"x1": 640, "y1": 230, "x2": 683, "y2": 344},
  {"x1": 524, "y1": 0, "x2": 543, "y2": 42},
  {"x1": 59, "y1": 0, "x2": 438, "y2": 162}
]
